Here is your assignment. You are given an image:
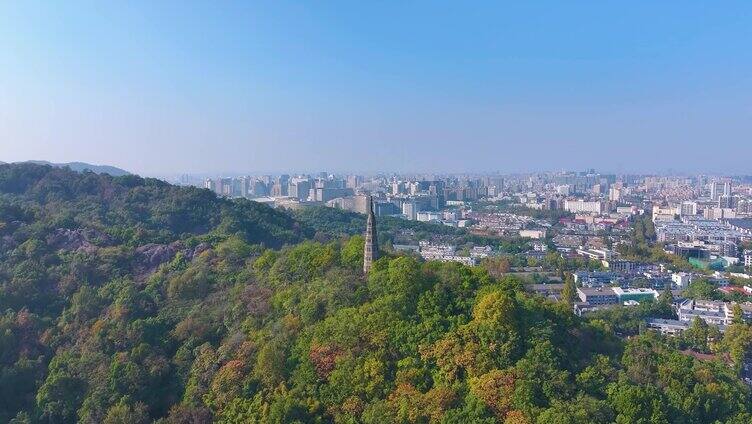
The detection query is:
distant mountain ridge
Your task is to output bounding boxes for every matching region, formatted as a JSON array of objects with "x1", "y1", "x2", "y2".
[{"x1": 14, "y1": 160, "x2": 130, "y2": 176}]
